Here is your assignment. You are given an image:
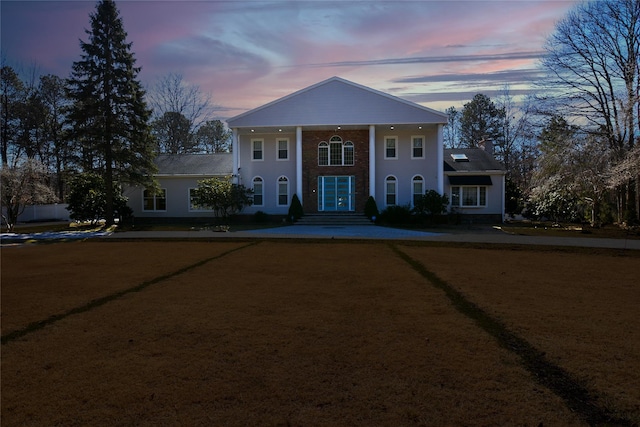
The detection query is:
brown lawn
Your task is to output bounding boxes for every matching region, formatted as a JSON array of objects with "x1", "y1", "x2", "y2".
[{"x1": 1, "y1": 240, "x2": 638, "y2": 426}]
